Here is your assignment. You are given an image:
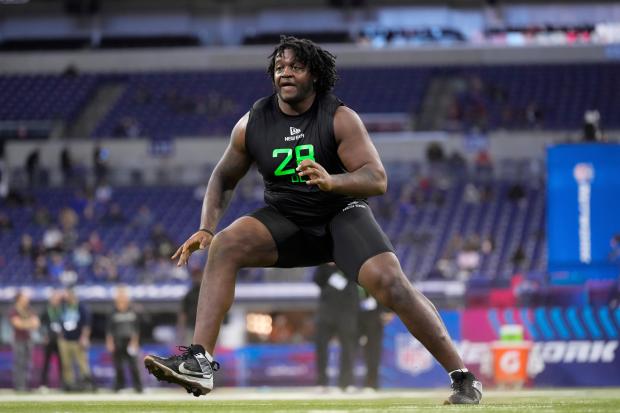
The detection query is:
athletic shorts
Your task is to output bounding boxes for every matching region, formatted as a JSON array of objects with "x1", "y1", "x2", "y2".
[{"x1": 248, "y1": 200, "x2": 394, "y2": 281}]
